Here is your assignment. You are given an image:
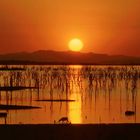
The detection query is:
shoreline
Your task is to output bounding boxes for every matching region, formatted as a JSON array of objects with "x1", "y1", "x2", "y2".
[{"x1": 0, "y1": 123, "x2": 140, "y2": 140}]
